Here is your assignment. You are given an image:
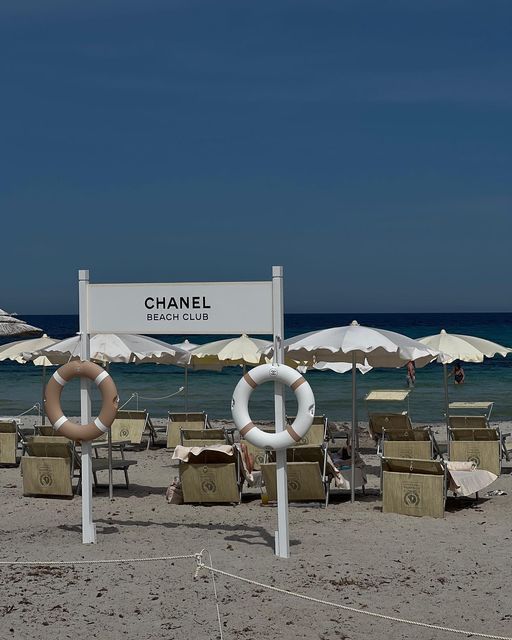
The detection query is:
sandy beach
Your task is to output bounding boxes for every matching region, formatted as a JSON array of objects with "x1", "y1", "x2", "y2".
[{"x1": 1, "y1": 418, "x2": 511, "y2": 640}]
